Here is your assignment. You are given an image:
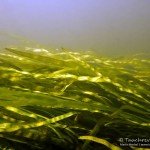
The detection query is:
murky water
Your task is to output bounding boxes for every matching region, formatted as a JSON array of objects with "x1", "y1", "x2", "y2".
[{"x1": 0, "y1": 0, "x2": 150, "y2": 56}]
